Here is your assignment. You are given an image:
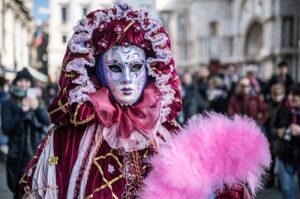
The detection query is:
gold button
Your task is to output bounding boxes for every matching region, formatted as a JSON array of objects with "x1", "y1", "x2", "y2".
[{"x1": 48, "y1": 156, "x2": 59, "y2": 166}]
